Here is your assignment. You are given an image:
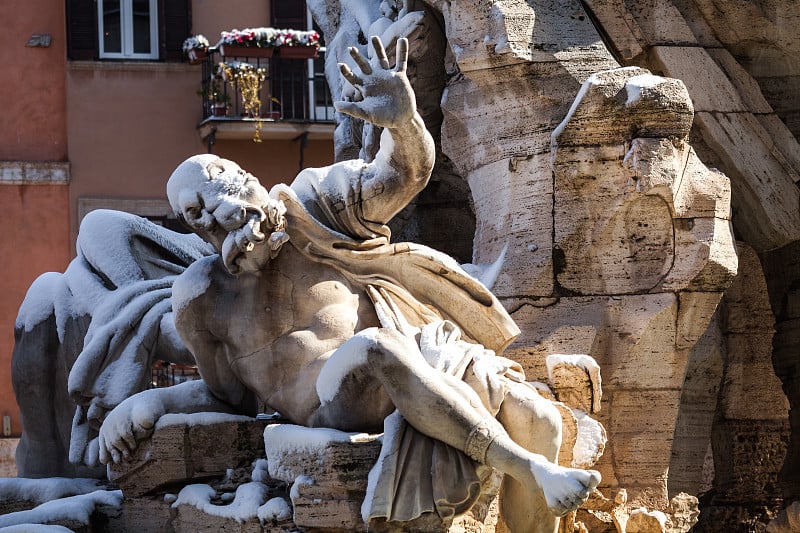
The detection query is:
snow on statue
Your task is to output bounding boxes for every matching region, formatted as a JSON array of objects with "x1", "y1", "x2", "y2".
[
  {"x1": 14, "y1": 36, "x2": 599, "y2": 532},
  {"x1": 100, "y1": 37, "x2": 599, "y2": 532}
]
